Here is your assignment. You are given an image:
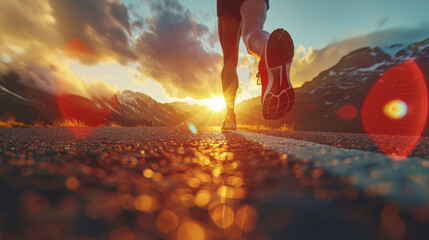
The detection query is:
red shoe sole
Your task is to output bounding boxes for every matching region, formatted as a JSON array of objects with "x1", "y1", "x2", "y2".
[{"x1": 261, "y1": 29, "x2": 295, "y2": 120}]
